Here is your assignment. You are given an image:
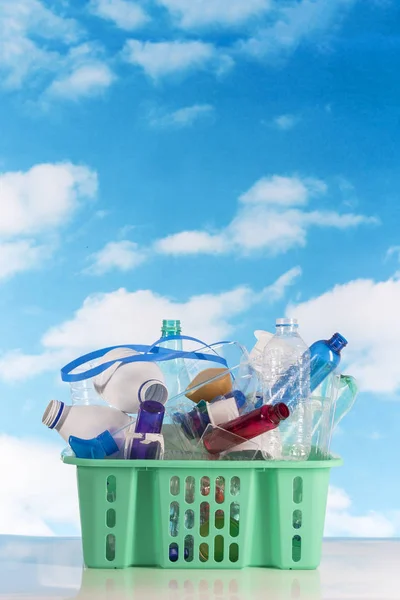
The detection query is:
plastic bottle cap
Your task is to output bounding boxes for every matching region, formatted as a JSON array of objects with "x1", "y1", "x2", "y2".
[
  {"x1": 97, "y1": 430, "x2": 119, "y2": 456},
  {"x1": 276, "y1": 318, "x2": 298, "y2": 326},
  {"x1": 69, "y1": 431, "x2": 119, "y2": 459},
  {"x1": 135, "y1": 400, "x2": 165, "y2": 434}
]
